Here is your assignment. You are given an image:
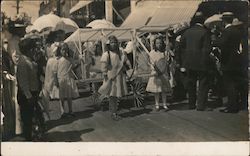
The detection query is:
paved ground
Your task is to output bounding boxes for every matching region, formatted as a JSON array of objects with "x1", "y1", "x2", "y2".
[{"x1": 40, "y1": 91, "x2": 249, "y2": 142}]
